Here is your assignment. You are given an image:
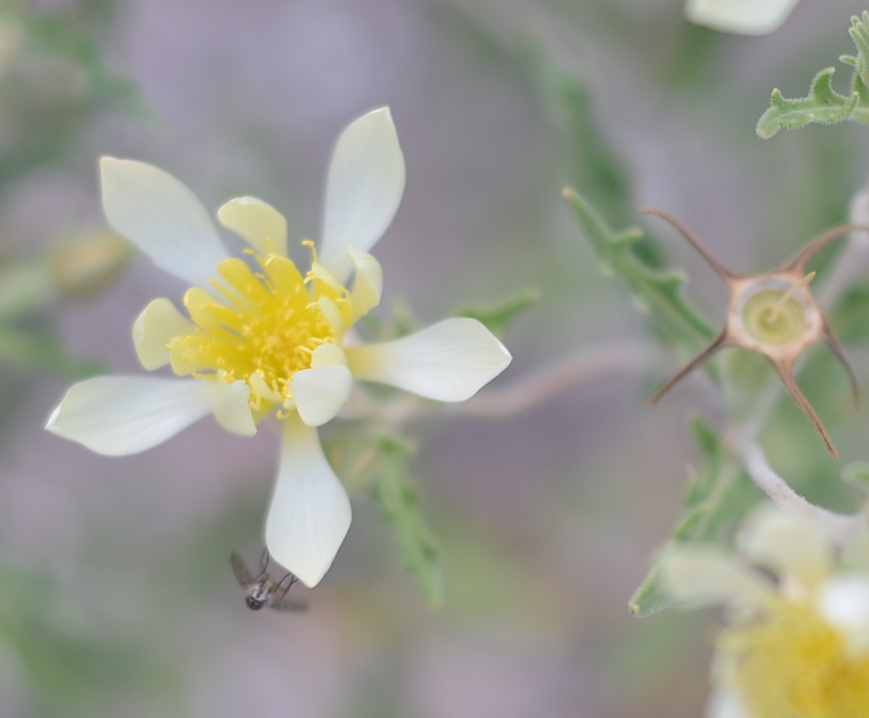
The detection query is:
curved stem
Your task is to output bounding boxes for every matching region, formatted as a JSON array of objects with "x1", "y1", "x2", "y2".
[
  {"x1": 341, "y1": 340, "x2": 665, "y2": 424},
  {"x1": 736, "y1": 440, "x2": 864, "y2": 544}
]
